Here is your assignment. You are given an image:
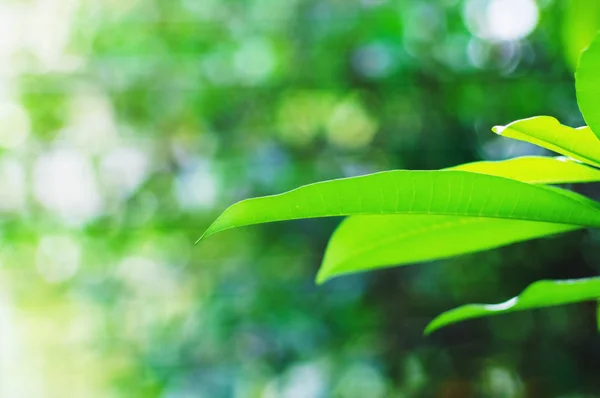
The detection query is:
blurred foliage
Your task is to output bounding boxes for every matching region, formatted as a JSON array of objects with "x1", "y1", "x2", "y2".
[
  {"x1": 1, "y1": 0, "x2": 600, "y2": 397},
  {"x1": 562, "y1": 0, "x2": 600, "y2": 70}
]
